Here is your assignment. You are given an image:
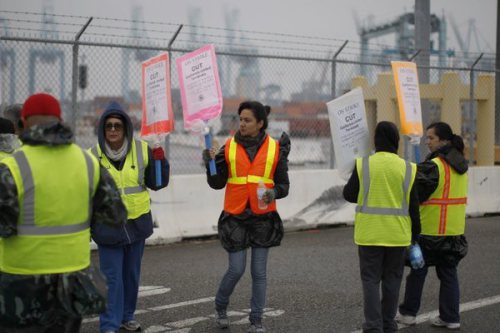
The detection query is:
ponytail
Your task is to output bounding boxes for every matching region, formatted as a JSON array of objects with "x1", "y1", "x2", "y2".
[{"x1": 427, "y1": 122, "x2": 465, "y2": 156}]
